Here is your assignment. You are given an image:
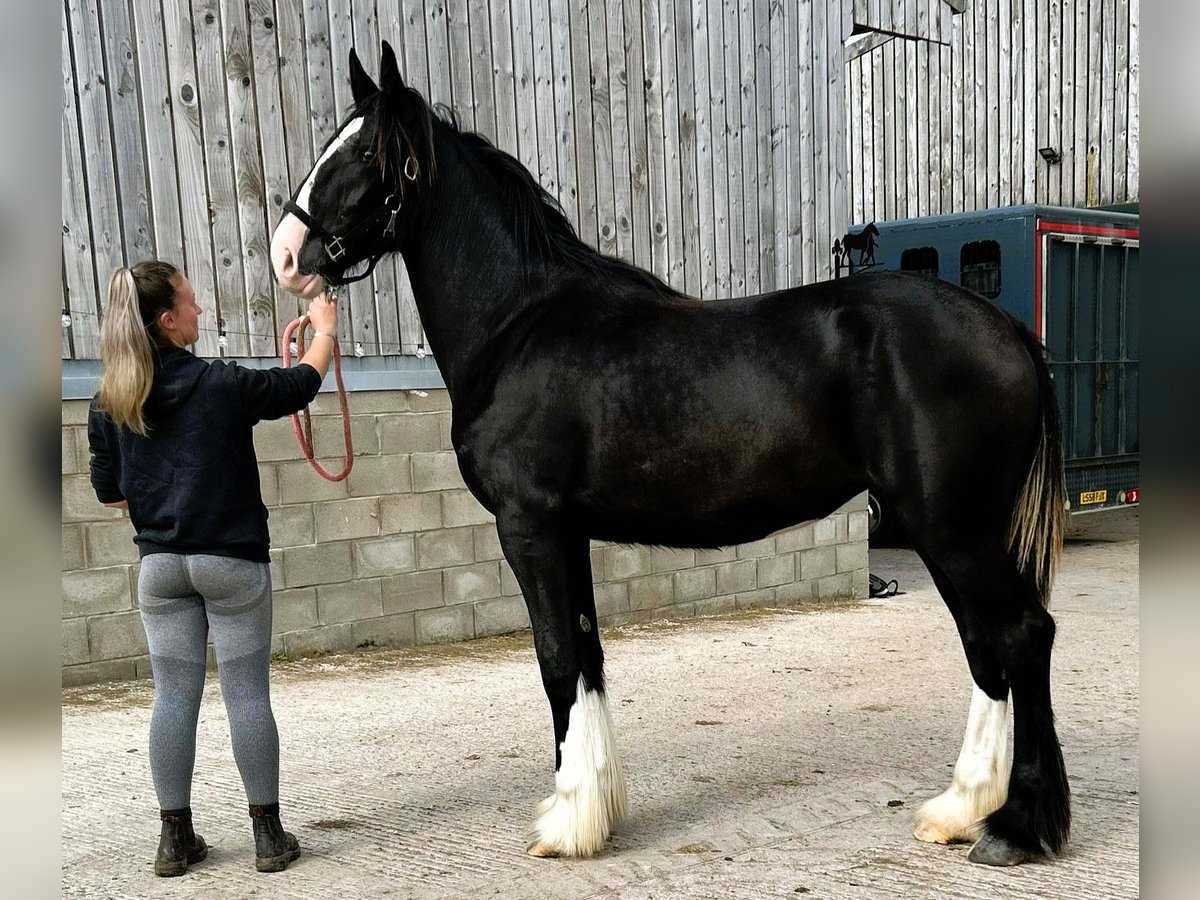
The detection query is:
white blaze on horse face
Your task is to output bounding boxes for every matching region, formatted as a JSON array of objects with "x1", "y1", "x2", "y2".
[
  {"x1": 914, "y1": 684, "x2": 1010, "y2": 845},
  {"x1": 527, "y1": 676, "x2": 627, "y2": 858},
  {"x1": 295, "y1": 116, "x2": 365, "y2": 212},
  {"x1": 270, "y1": 116, "x2": 366, "y2": 297}
]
